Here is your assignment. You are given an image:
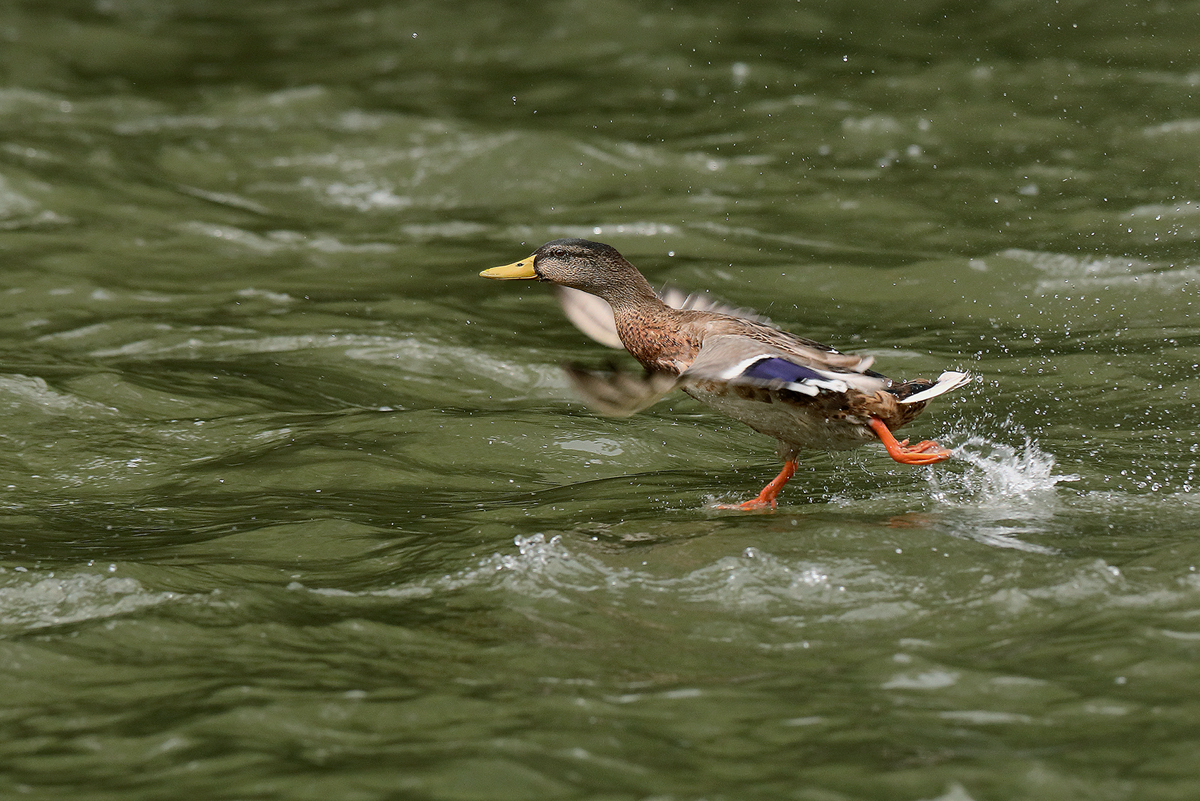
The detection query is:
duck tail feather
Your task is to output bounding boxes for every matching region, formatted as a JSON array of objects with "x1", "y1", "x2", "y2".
[{"x1": 897, "y1": 371, "x2": 972, "y2": 404}]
